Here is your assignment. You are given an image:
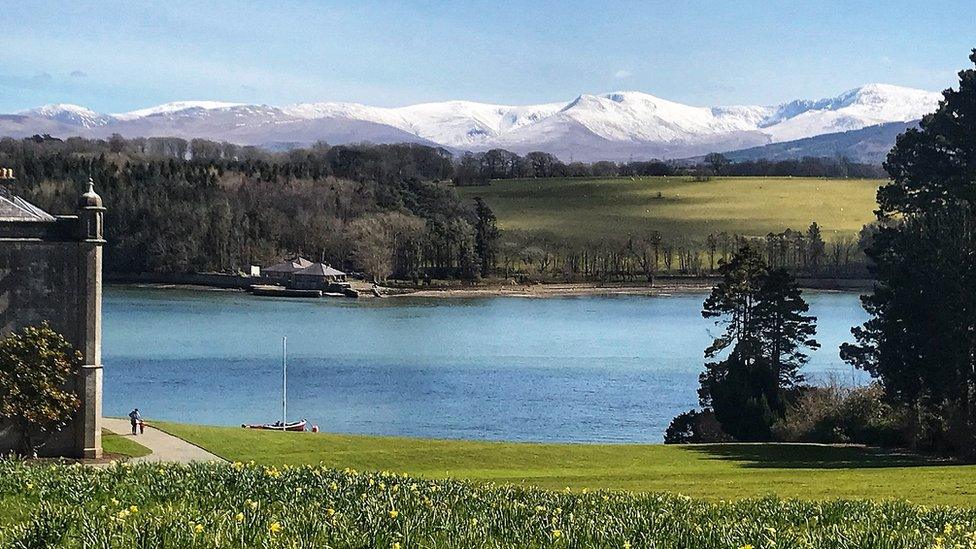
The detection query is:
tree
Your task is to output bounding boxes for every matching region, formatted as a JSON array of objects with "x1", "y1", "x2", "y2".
[
  {"x1": 805, "y1": 222, "x2": 825, "y2": 273},
  {"x1": 697, "y1": 245, "x2": 818, "y2": 440},
  {"x1": 841, "y1": 49, "x2": 976, "y2": 457},
  {"x1": 473, "y1": 197, "x2": 500, "y2": 278},
  {"x1": 703, "y1": 152, "x2": 730, "y2": 176},
  {"x1": 0, "y1": 324, "x2": 82, "y2": 456}
]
